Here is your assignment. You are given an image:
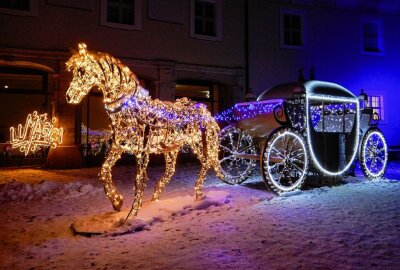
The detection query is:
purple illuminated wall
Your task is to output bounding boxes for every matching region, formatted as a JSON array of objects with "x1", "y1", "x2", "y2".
[{"x1": 248, "y1": 1, "x2": 400, "y2": 147}]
